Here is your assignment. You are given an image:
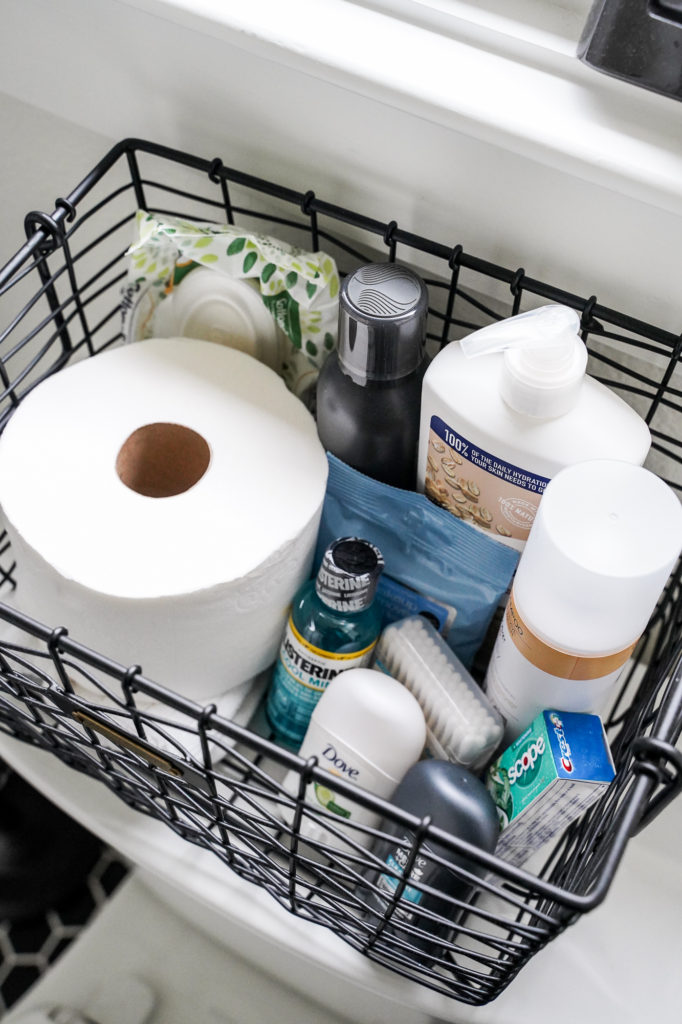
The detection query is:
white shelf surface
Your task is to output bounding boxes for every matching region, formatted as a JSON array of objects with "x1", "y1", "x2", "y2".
[{"x1": 3, "y1": 873, "x2": 354, "y2": 1024}]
